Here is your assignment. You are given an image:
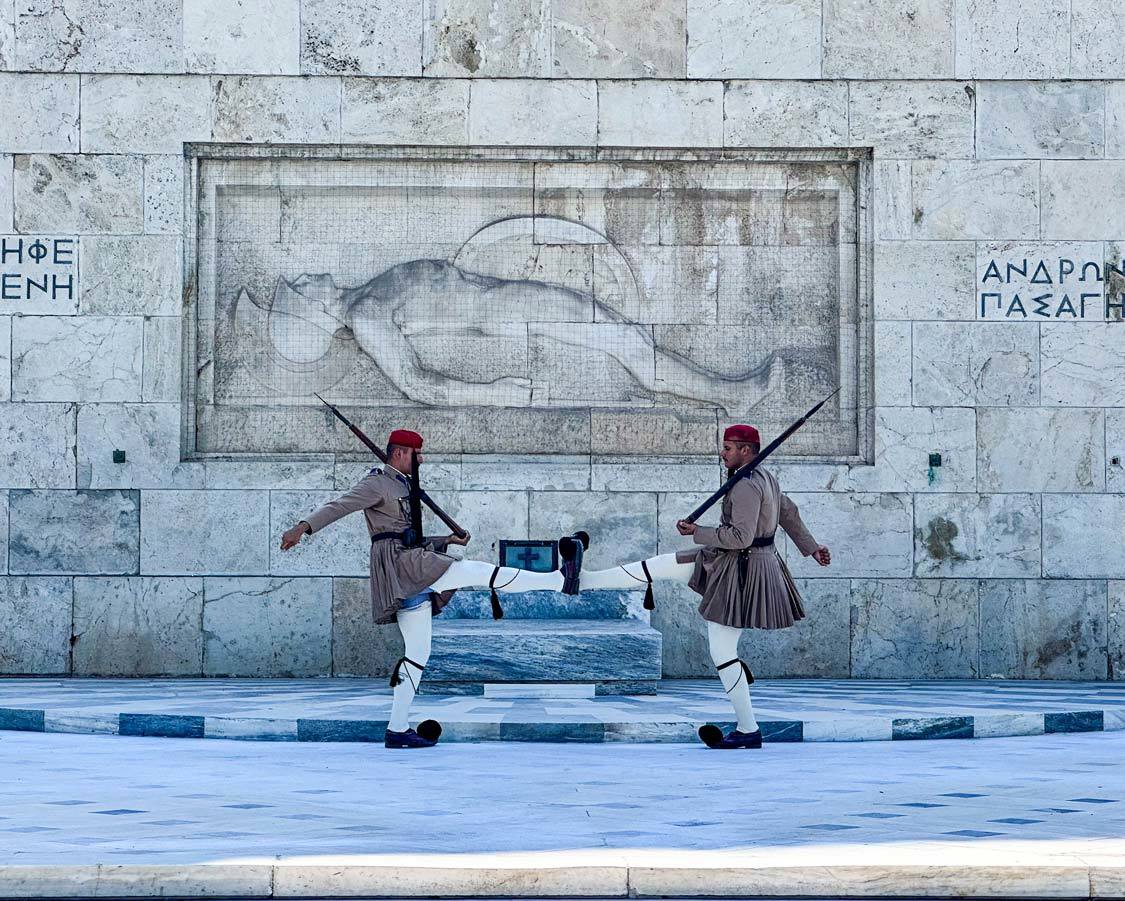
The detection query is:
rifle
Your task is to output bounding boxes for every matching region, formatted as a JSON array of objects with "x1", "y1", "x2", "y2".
[
  {"x1": 683, "y1": 388, "x2": 842, "y2": 524},
  {"x1": 407, "y1": 449, "x2": 425, "y2": 548},
  {"x1": 314, "y1": 393, "x2": 469, "y2": 540}
]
